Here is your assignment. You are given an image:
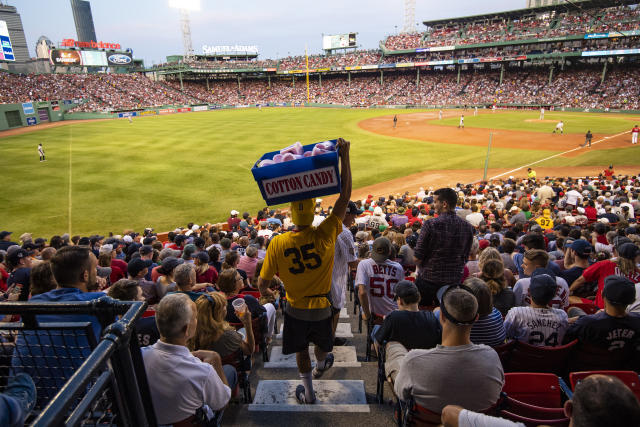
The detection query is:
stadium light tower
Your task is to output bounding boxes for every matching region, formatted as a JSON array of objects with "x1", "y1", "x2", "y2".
[
  {"x1": 168, "y1": 0, "x2": 200, "y2": 60},
  {"x1": 402, "y1": 0, "x2": 416, "y2": 33}
]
